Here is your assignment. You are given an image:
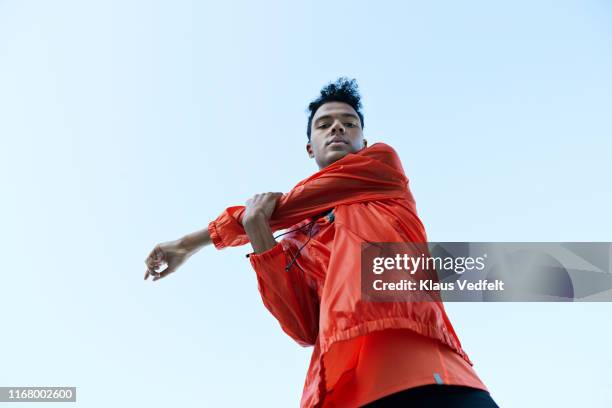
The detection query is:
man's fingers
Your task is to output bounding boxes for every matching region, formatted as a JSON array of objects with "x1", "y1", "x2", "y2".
[
  {"x1": 146, "y1": 264, "x2": 162, "y2": 279},
  {"x1": 145, "y1": 246, "x2": 165, "y2": 266},
  {"x1": 146, "y1": 246, "x2": 159, "y2": 261},
  {"x1": 145, "y1": 249, "x2": 166, "y2": 271},
  {"x1": 144, "y1": 259, "x2": 158, "y2": 278},
  {"x1": 153, "y1": 246, "x2": 165, "y2": 261},
  {"x1": 152, "y1": 267, "x2": 175, "y2": 281},
  {"x1": 144, "y1": 245, "x2": 168, "y2": 281},
  {"x1": 156, "y1": 268, "x2": 172, "y2": 279}
]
